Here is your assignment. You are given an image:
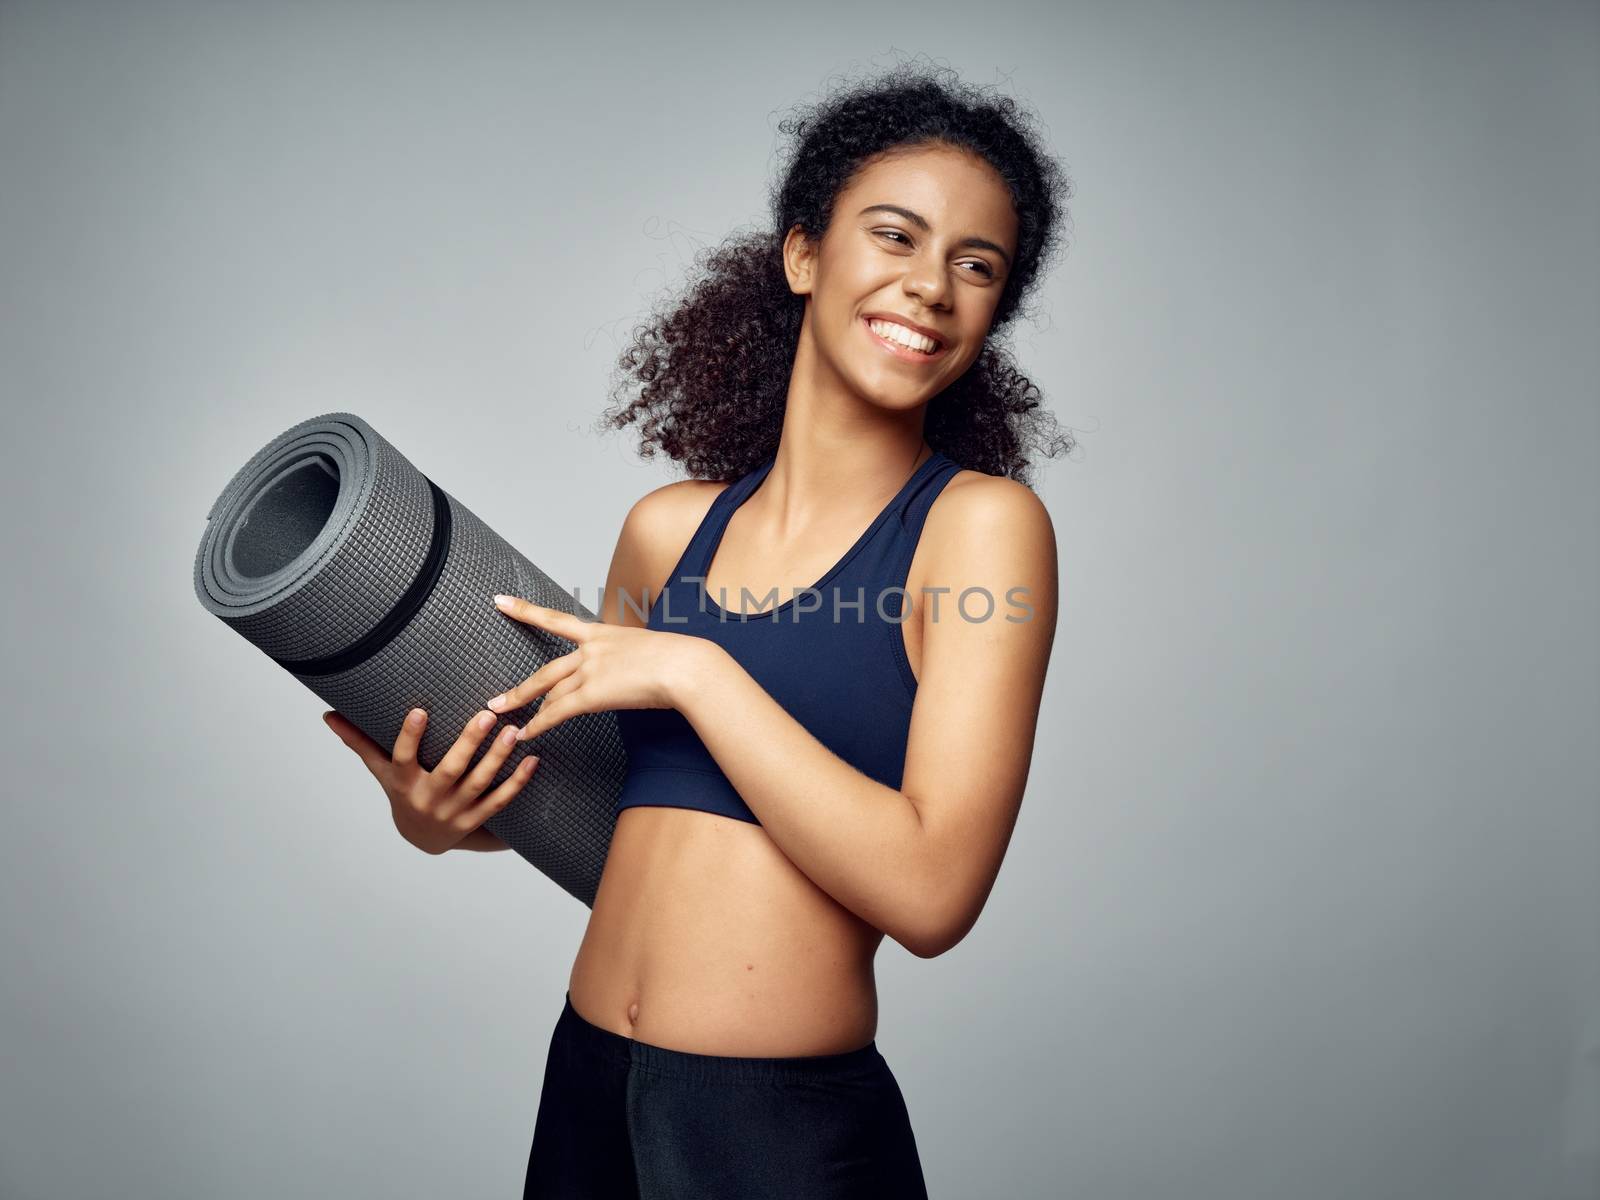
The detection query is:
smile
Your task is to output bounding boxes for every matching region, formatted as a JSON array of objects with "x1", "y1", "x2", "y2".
[{"x1": 862, "y1": 316, "x2": 950, "y2": 364}]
